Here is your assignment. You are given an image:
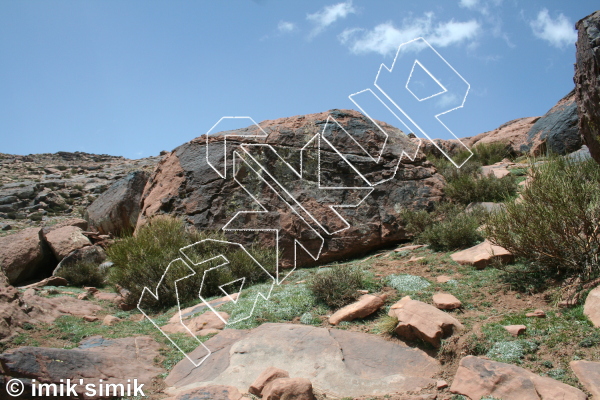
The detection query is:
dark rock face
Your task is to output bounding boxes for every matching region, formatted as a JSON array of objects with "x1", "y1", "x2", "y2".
[
  {"x1": 522, "y1": 90, "x2": 582, "y2": 156},
  {"x1": 575, "y1": 10, "x2": 600, "y2": 164},
  {"x1": 86, "y1": 170, "x2": 149, "y2": 235},
  {"x1": 137, "y1": 109, "x2": 445, "y2": 267}
]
